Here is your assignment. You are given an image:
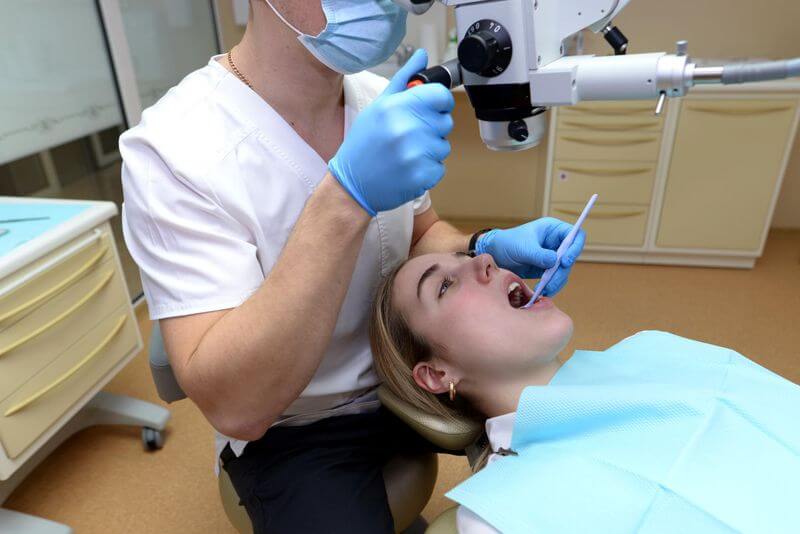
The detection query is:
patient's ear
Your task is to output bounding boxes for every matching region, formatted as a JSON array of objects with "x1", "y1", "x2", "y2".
[{"x1": 412, "y1": 361, "x2": 451, "y2": 395}]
